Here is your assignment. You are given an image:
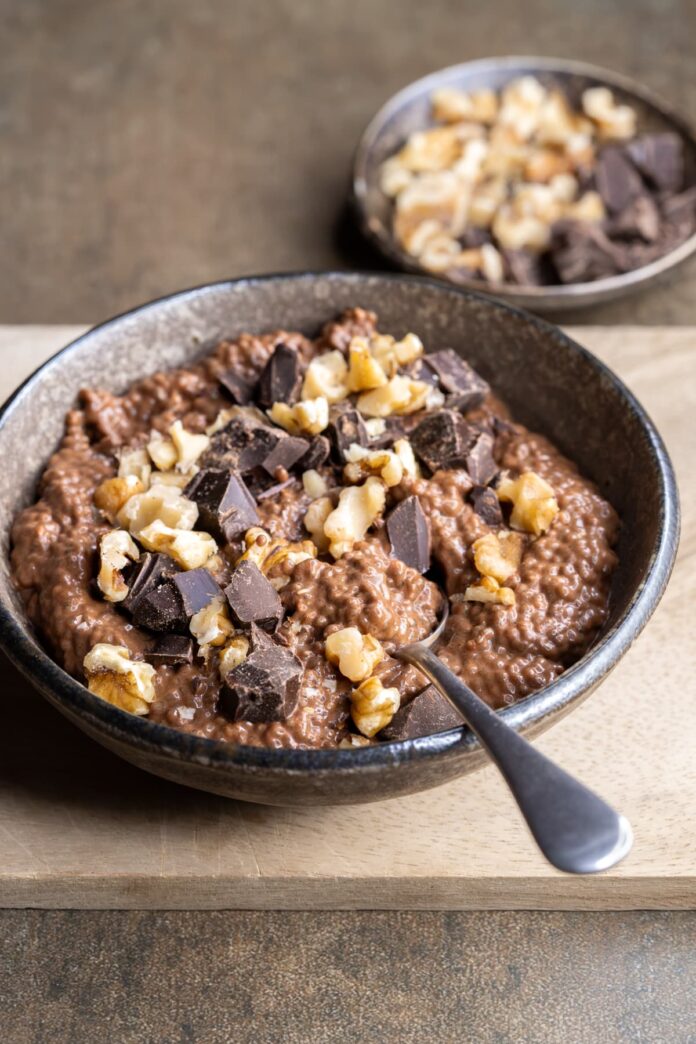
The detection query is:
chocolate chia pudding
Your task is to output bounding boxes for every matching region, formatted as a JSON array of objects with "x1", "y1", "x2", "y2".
[{"x1": 11, "y1": 307, "x2": 619, "y2": 749}]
